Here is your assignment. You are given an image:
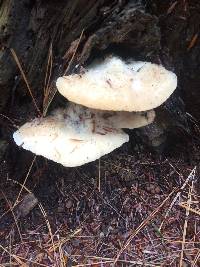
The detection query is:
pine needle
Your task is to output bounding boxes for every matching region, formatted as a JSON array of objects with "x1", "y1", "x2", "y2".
[
  {"x1": 43, "y1": 43, "x2": 54, "y2": 116},
  {"x1": 64, "y1": 29, "x2": 84, "y2": 75},
  {"x1": 179, "y1": 181, "x2": 193, "y2": 266},
  {"x1": 14, "y1": 155, "x2": 36, "y2": 207},
  {"x1": 1, "y1": 191, "x2": 23, "y2": 243},
  {"x1": 10, "y1": 48, "x2": 42, "y2": 116}
]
